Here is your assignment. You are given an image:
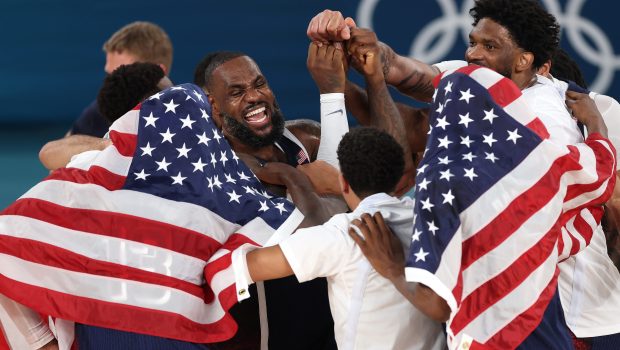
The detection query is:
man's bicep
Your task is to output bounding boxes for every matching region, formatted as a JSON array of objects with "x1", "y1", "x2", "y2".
[
  {"x1": 246, "y1": 245, "x2": 294, "y2": 282},
  {"x1": 387, "y1": 54, "x2": 438, "y2": 102},
  {"x1": 279, "y1": 224, "x2": 349, "y2": 281},
  {"x1": 413, "y1": 283, "x2": 451, "y2": 322}
]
